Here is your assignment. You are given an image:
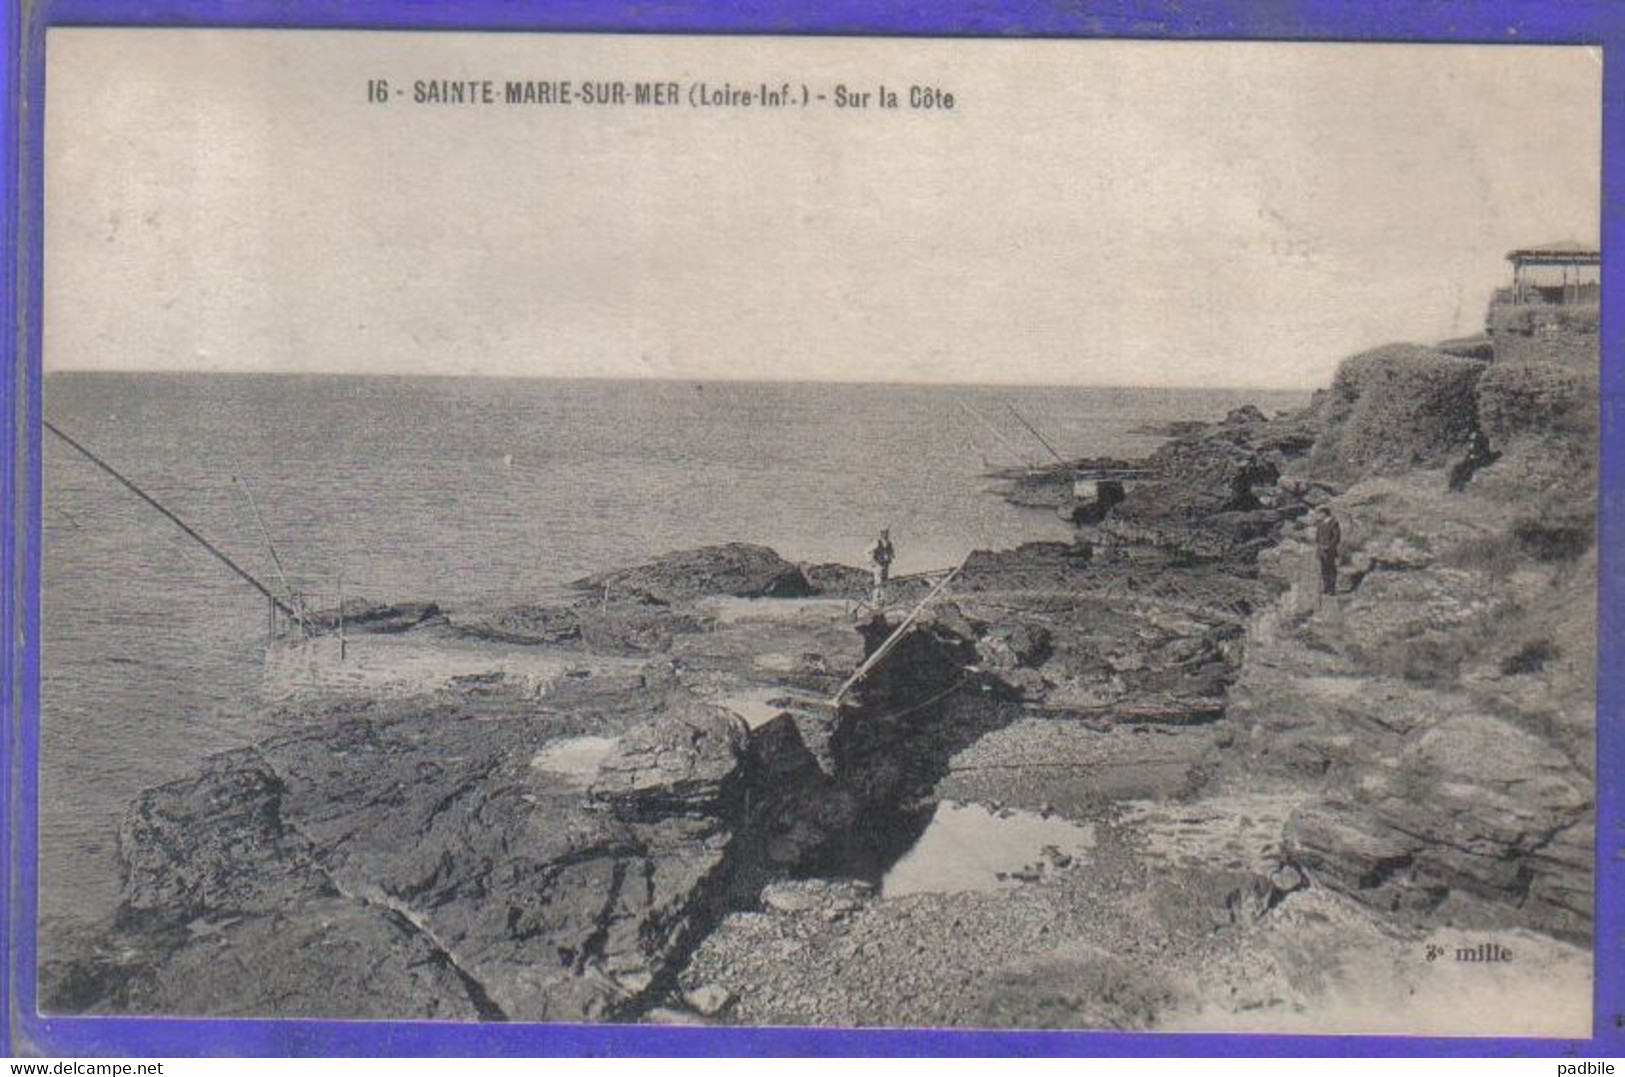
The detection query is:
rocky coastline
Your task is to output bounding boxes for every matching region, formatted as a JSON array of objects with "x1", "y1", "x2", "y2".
[{"x1": 41, "y1": 343, "x2": 1597, "y2": 1033}]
